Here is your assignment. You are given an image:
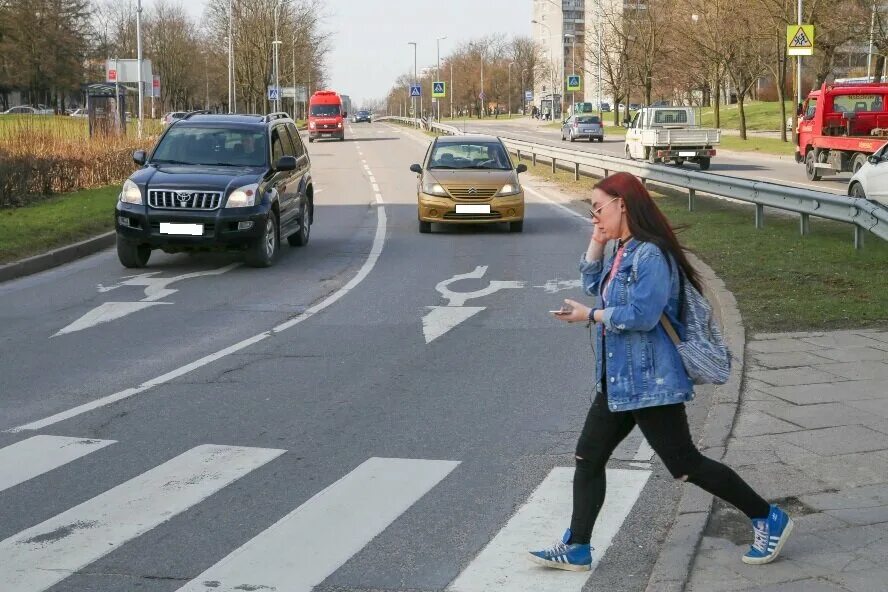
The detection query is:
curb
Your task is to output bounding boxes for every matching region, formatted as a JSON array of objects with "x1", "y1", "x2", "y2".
[
  {"x1": 0, "y1": 231, "x2": 115, "y2": 284},
  {"x1": 644, "y1": 253, "x2": 746, "y2": 592}
]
